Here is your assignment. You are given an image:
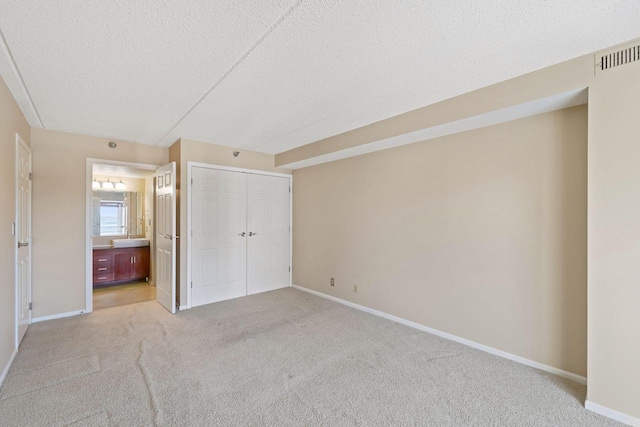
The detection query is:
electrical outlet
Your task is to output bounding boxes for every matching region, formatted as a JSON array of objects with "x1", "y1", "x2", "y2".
[
  {"x1": 353, "y1": 284, "x2": 358, "y2": 293},
  {"x1": 330, "y1": 278, "x2": 335, "y2": 287}
]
